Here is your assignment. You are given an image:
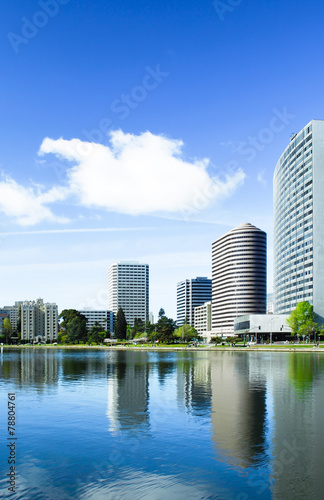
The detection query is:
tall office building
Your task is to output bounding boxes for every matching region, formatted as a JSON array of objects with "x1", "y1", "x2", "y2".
[
  {"x1": 108, "y1": 261, "x2": 149, "y2": 326},
  {"x1": 274, "y1": 120, "x2": 324, "y2": 323},
  {"x1": 212, "y1": 223, "x2": 267, "y2": 335},
  {"x1": 177, "y1": 277, "x2": 212, "y2": 326}
]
